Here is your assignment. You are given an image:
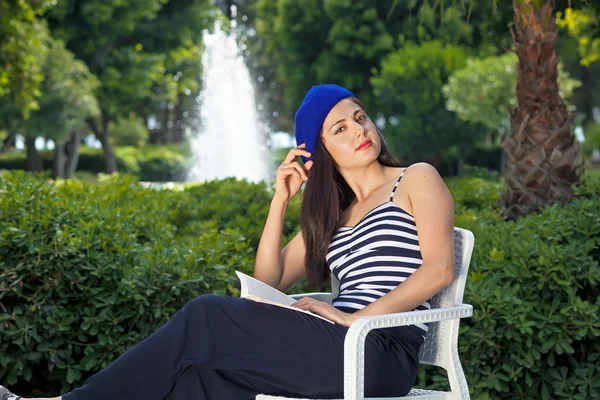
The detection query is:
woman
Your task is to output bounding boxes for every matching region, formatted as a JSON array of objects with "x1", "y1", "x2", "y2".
[{"x1": 1, "y1": 84, "x2": 455, "y2": 400}]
